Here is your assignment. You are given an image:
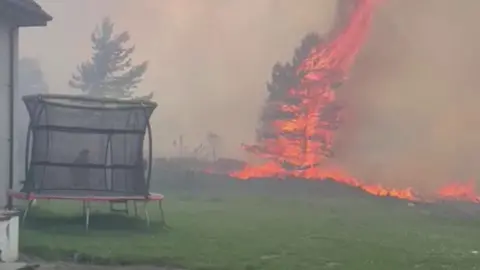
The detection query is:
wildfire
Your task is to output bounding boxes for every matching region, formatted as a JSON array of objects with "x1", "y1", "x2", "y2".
[
  {"x1": 437, "y1": 181, "x2": 480, "y2": 203},
  {"x1": 230, "y1": 0, "x2": 480, "y2": 203}
]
